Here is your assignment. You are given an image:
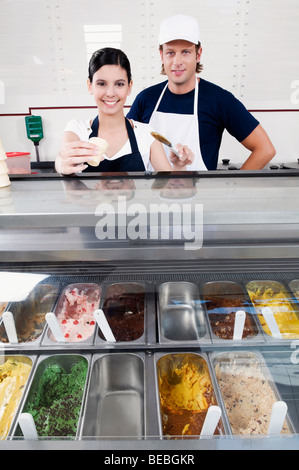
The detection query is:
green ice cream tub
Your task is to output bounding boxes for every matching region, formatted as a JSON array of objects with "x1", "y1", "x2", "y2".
[{"x1": 13, "y1": 354, "x2": 89, "y2": 439}]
